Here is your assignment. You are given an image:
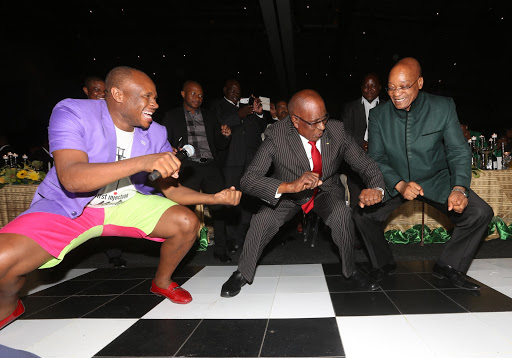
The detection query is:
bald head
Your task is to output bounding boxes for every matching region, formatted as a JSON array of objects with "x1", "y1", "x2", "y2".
[
  {"x1": 387, "y1": 57, "x2": 424, "y2": 111},
  {"x1": 104, "y1": 66, "x2": 158, "y2": 131},
  {"x1": 223, "y1": 79, "x2": 241, "y2": 104},
  {"x1": 181, "y1": 80, "x2": 203, "y2": 112},
  {"x1": 289, "y1": 89, "x2": 327, "y2": 142}
]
